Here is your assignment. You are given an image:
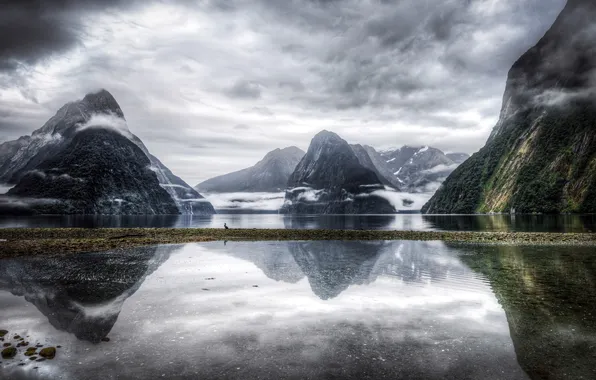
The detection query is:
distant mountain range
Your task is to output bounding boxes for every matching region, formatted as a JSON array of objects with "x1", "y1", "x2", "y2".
[
  {"x1": 380, "y1": 146, "x2": 469, "y2": 192},
  {"x1": 196, "y1": 146, "x2": 305, "y2": 193},
  {"x1": 0, "y1": 89, "x2": 469, "y2": 215},
  {"x1": 424, "y1": 0, "x2": 596, "y2": 214},
  {"x1": 281, "y1": 130, "x2": 396, "y2": 214},
  {"x1": 195, "y1": 131, "x2": 469, "y2": 213},
  {"x1": 0, "y1": 90, "x2": 215, "y2": 215}
]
